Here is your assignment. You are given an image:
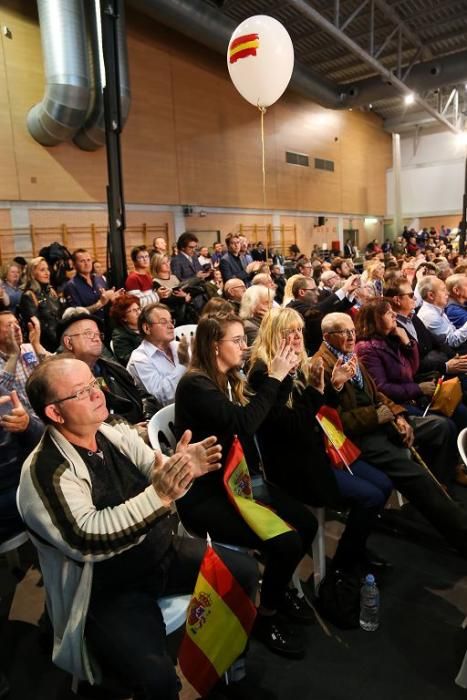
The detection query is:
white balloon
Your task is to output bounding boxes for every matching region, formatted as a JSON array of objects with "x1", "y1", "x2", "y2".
[{"x1": 227, "y1": 15, "x2": 294, "y2": 109}]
